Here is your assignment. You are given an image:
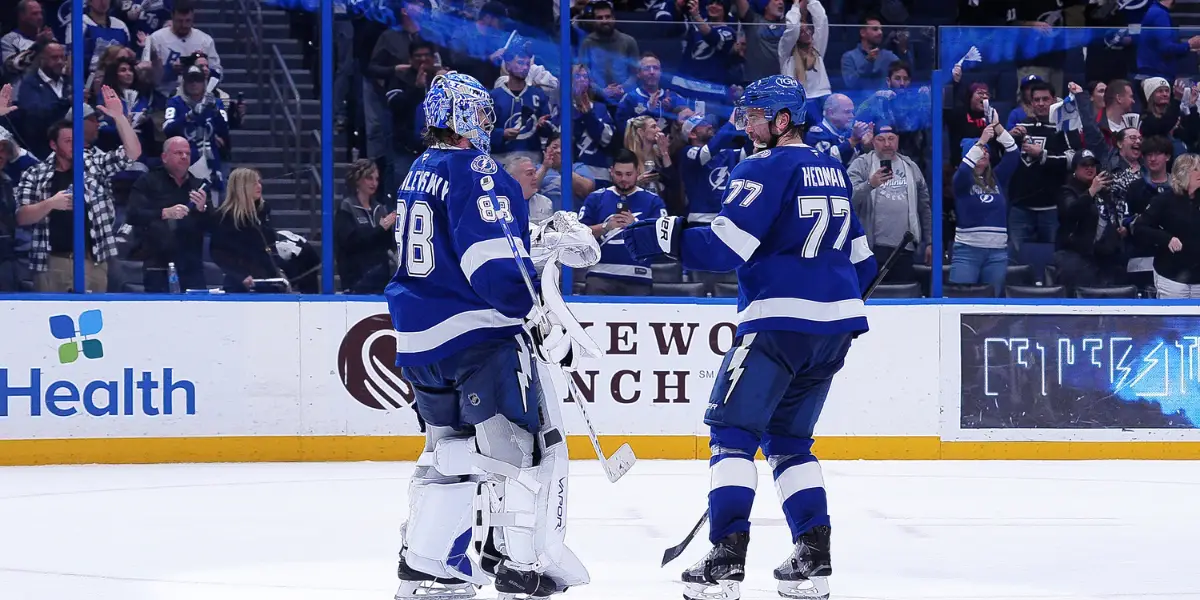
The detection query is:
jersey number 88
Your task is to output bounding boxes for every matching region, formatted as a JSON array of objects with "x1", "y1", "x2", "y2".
[{"x1": 393, "y1": 201, "x2": 435, "y2": 277}]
